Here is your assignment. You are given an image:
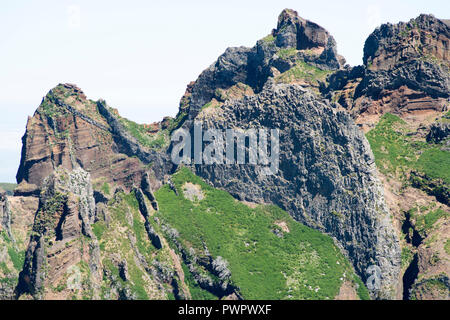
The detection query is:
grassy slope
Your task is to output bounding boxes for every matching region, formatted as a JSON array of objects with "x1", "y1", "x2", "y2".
[
  {"x1": 0, "y1": 231, "x2": 26, "y2": 289},
  {"x1": 275, "y1": 60, "x2": 331, "y2": 88},
  {"x1": 366, "y1": 113, "x2": 450, "y2": 184},
  {"x1": 92, "y1": 192, "x2": 174, "y2": 300},
  {"x1": 154, "y1": 167, "x2": 369, "y2": 300},
  {"x1": 366, "y1": 113, "x2": 449, "y2": 298}
]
